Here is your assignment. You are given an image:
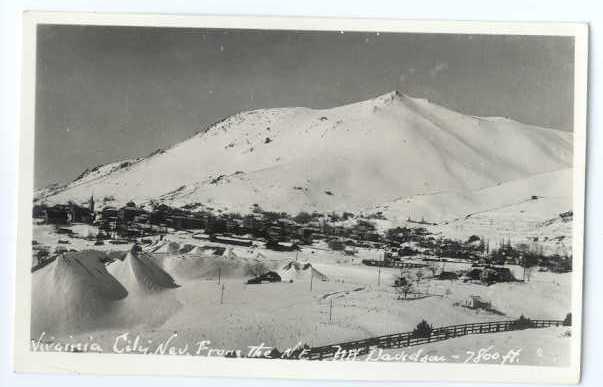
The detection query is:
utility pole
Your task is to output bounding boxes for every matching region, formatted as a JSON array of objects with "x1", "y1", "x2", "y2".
[
  {"x1": 218, "y1": 267, "x2": 221, "y2": 285},
  {"x1": 378, "y1": 265, "x2": 381, "y2": 286},
  {"x1": 310, "y1": 269, "x2": 314, "y2": 291},
  {"x1": 329, "y1": 298, "x2": 333, "y2": 322},
  {"x1": 220, "y1": 284, "x2": 225, "y2": 304},
  {"x1": 521, "y1": 254, "x2": 526, "y2": 282}
]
